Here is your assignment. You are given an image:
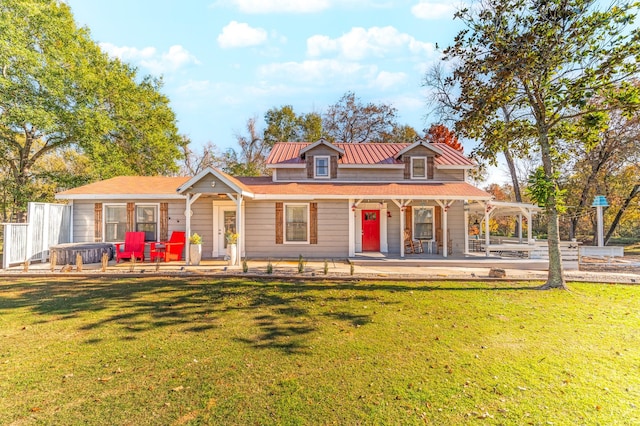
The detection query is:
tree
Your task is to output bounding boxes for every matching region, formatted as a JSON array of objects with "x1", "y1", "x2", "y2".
[
  {"x1": 179, "y1": 139, "x2": 224, "y2": 176},
  {"x1": 426, "y1": 124, "x2": 463, "y2": 151},
  {"x1": 224, "y1": 116, "x2": 269, "y2": 176},
  {"x1": 263, "y1": 105, "x2": 323, "y2": 145},
  {"x1": 0, "y1": 0, "x2": 183, "y2": 214},
  {"x1": 323, "y1": 91, "x2": 398, "y2": 143},
  {"x1": 382, "y1": 124, "x2": 420, "y2": 144},
  {"x1": 442, "y1": 0, "x2": 640, "y2": 289}
]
